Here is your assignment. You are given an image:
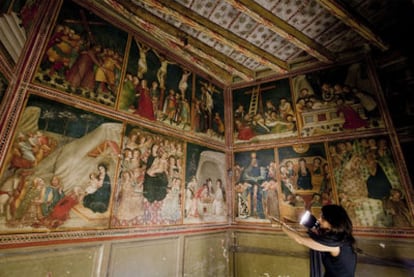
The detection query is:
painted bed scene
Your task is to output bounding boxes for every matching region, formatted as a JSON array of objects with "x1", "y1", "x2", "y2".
[
  {"x1": 0, "y1": 94, "x2": 122, "y2": 232},
  {"x1": 183, "y1": 143, "x2": 226, "y2": 224},
  {"x1": 329, "y1": 137, "x2": 414, "y2": 228},
  {"x1": 232, "y1": 78, "x2": 297, "y2": 144},
  {"x1": 292, "y1": 62, "x2": 384, "y2": 137}
]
